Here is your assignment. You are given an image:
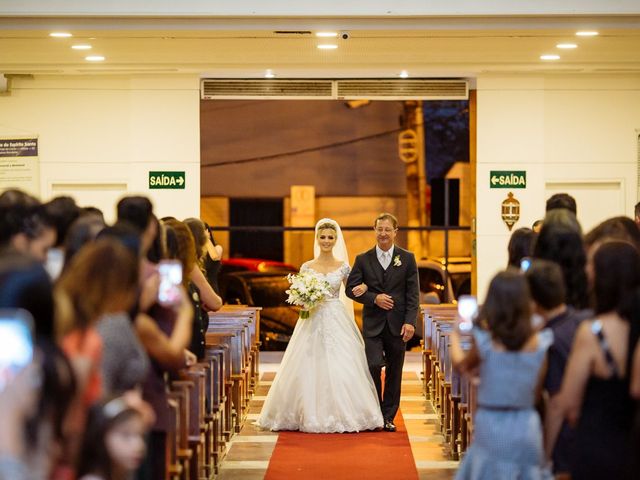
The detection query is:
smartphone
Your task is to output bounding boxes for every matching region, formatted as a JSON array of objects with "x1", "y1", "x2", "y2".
[
  {"x1": 44, "y1": 248, "x2": 65, "y2": 280},
  {"x1": 520, "y1": 257, "x2": 532, "y2": 272},
  {"x1": 157, "y1": 260, "x2": 183, "y2": 306},
  {"x1": 457, "y1": 295, "x2": 478, "y2": 332},
  {"x1": 0, "y1": 309, "x2": 34, "y2": 393}
]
